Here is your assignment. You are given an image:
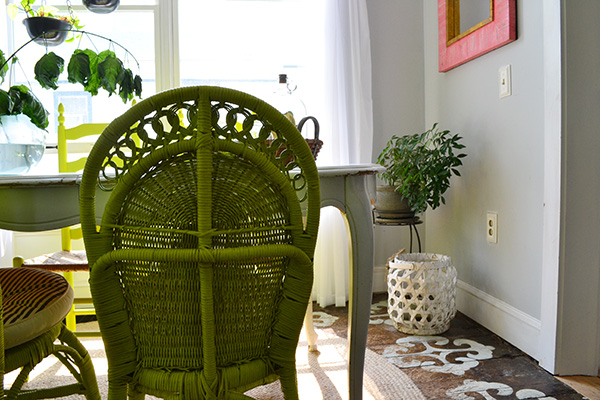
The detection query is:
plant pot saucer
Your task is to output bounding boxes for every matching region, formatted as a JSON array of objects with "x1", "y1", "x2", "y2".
[
  {"x1": 373, "y1": 214, "x2": 421, "y2": 226},
  {"x1": 23, "y1": 17, "x2": 72, "y2": 46}
]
